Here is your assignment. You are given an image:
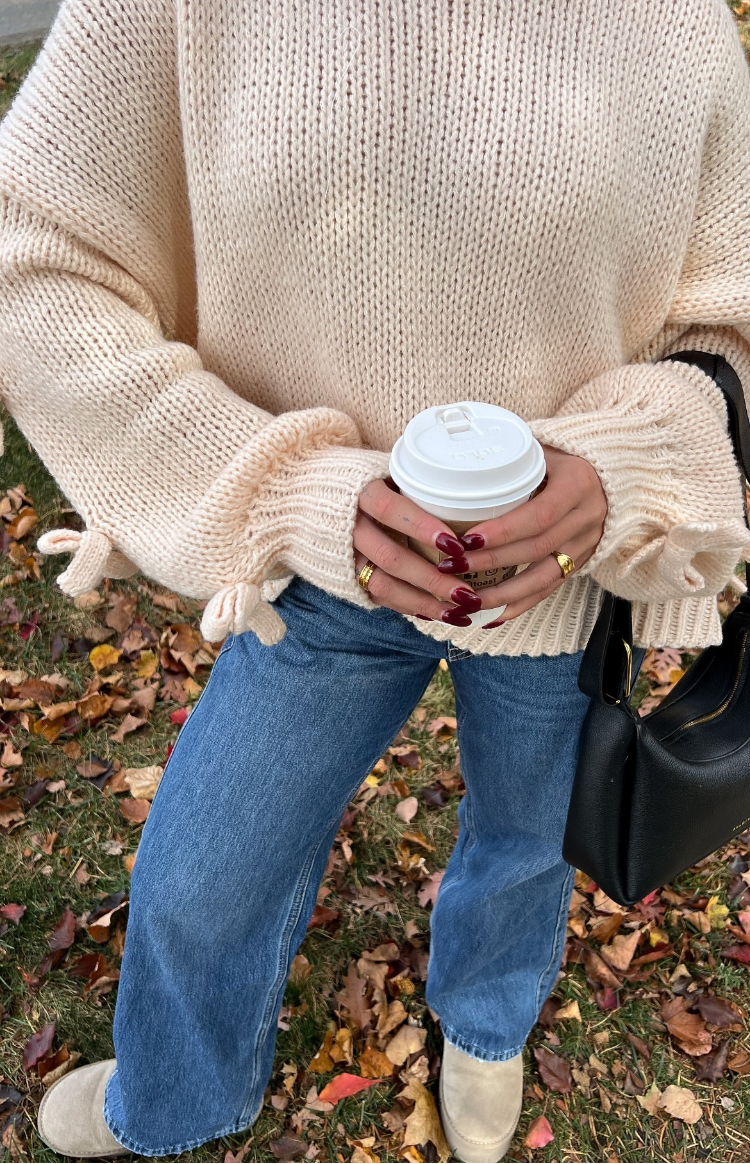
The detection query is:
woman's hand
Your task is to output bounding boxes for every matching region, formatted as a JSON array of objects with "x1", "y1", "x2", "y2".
[
  {"x1": 457, "y1": 446, "x2": 608, "y2": 626},
  {"x1": 353, "y1": 479, "x2": 483, "y2": 626}
]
